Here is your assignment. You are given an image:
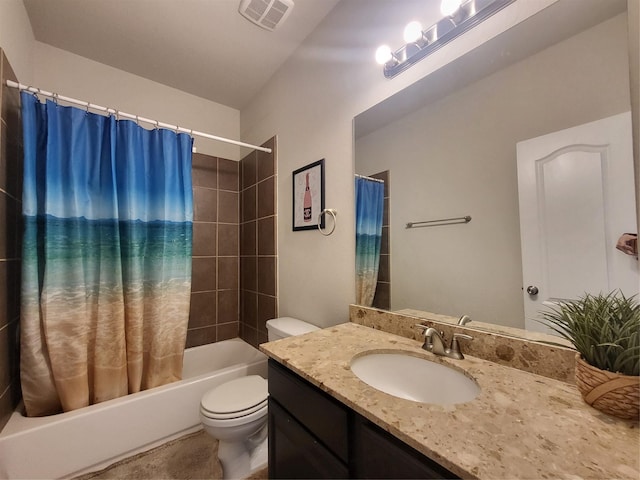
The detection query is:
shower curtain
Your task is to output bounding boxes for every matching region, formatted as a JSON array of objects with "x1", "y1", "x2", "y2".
[
  {"x1": 20, "y1": 92, "x2": 193, "y2": 417},
  {"x1": 355, "y1": 176, "x2": 384, "y2": 306}
]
